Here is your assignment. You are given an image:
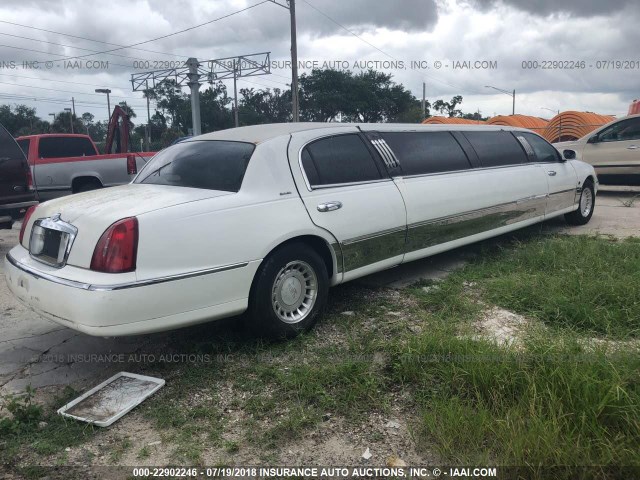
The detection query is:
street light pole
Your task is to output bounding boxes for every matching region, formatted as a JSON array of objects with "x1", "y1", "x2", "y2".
[
  {"x1": 64, "y1": 108, "x2": 74, "y2": 134},
  {"x1": 485, "y1": 85, "x2": 515, "y2": 115},
  {"x1": 95, "y1": 89, "x2": 112, "y2": 122}
]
